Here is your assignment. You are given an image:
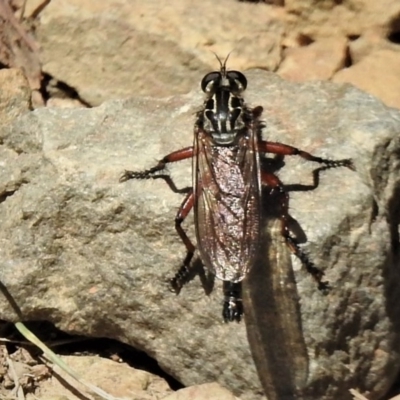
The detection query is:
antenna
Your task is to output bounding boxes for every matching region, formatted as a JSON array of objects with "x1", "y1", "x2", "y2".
[{"x1": 212, "y1": 51, "x2": 233, "y2": 75}]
